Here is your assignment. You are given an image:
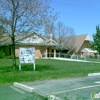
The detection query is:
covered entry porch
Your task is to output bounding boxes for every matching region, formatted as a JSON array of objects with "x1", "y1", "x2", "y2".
[{"x1": 42, "y1": 47, "x2": 56, "y2": 58}]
